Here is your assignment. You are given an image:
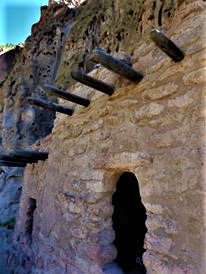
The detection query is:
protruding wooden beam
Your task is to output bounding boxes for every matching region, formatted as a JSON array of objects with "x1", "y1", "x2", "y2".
[
  {"x1": 42, "y1": 84, "x2": 90, "y2": 107},
  {"x1": 11, "y1": 149, "x2": 48, "y2": 161},
  {"x1": 90, "y1": 49, "x2": 143, "y2": 82},
  {"x1": 0, "y1": 153, "x2": 37, "y2": 164},
  {"x1": 26, "y1": 97, "x2": 74, "y2": 116},
  {"x1": 150, "y1": 29, "x2": 184, "y2": 62},
  {"x1": 0, "y1": 160, "x2": 26, "y2": 167},
  {"x1": 71, "y1": 70, "x2": 114, "y2": 96}
]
